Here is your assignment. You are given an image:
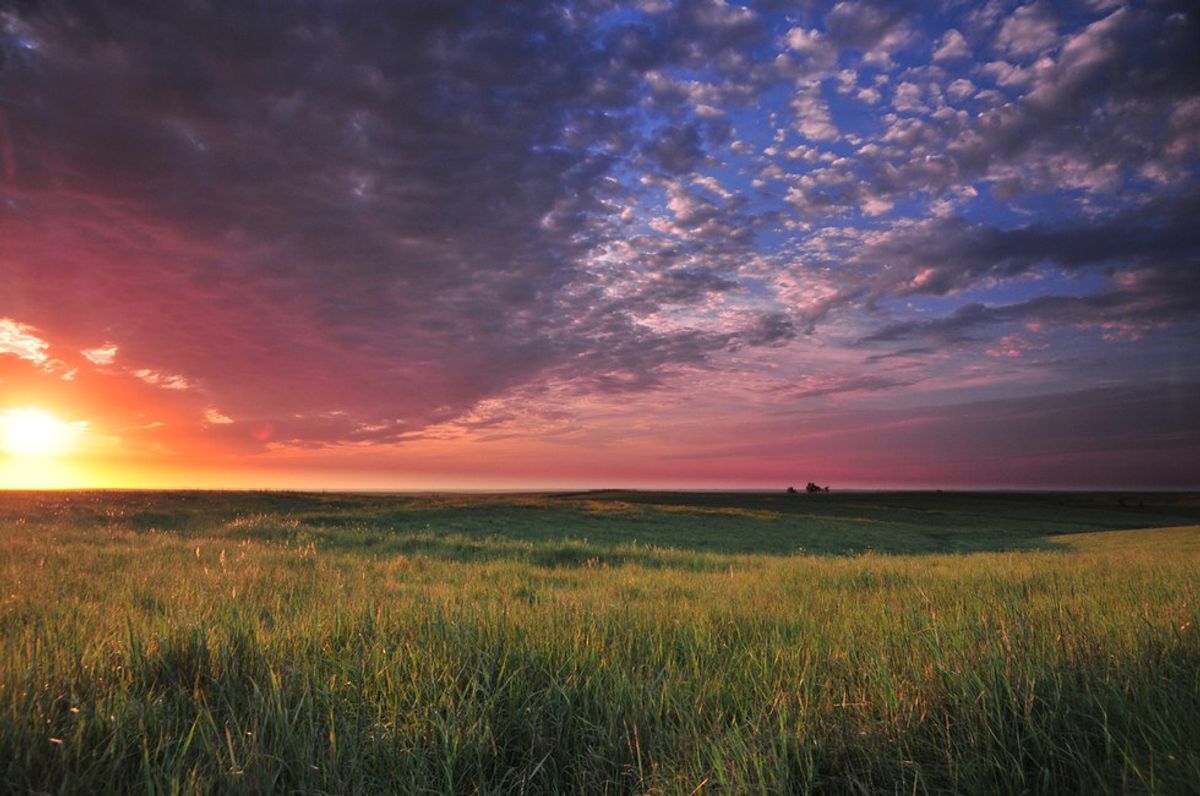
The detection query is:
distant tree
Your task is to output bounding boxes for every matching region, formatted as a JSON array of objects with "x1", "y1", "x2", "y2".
[
  {"x1": 806, "y1": 482, "x2": 821, "y2": 493},
  {"x1": 824, "y1": 486, "x2": 830, "y2": 493},
  {"x1": 787, "y1": 486, "x2": 798, "y2": 494}
]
